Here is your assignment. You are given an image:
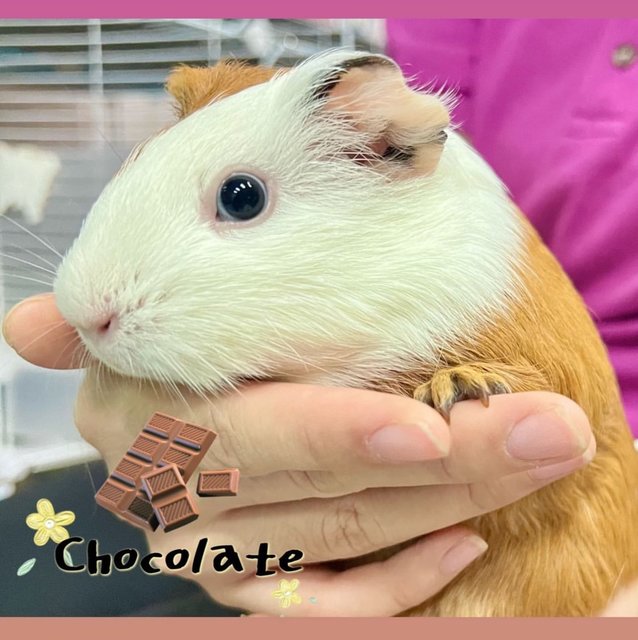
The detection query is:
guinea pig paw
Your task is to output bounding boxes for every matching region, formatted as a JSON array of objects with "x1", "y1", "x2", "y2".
[{"x1": 413, "y1": 365, "x2": 512, "y2": 422}]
